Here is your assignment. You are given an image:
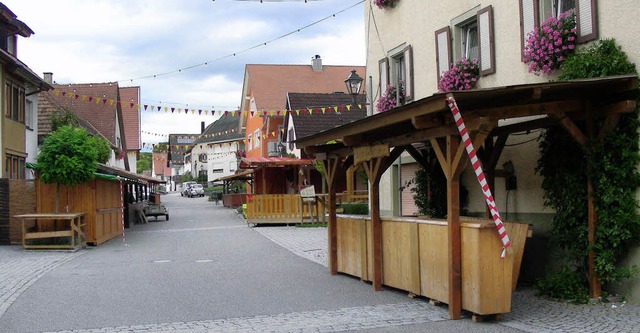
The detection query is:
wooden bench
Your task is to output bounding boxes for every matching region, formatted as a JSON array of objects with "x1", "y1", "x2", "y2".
[{"x1": 15, "y1": 213, "x2": 86, "y2": 250}]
